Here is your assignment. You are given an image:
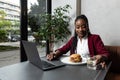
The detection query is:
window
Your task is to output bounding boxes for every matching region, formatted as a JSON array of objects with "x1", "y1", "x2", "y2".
[{"x1": 0, "y1": 0, "x2": 20, "y2": 67}]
